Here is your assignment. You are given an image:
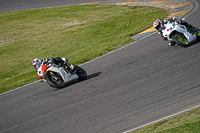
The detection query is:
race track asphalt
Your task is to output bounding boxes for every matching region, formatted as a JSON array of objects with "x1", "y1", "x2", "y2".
[
  {"x1": 1, "y1": 0, "x2": 200, "y2": 133},
  {"x1": 0, "y1": 0, "x2": 123, "y2": 13}
]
